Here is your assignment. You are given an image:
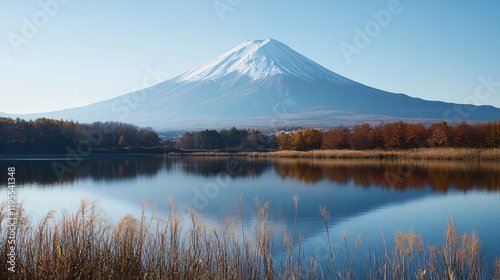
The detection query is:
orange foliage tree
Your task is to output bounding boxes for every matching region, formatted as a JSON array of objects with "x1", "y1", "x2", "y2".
[
  {"x1": 276, "y1": 132, "x2": 292, "y2": 150},
  {"x1": 382, "y1": 122, "x2": 408, "y2": 148},
  {"x1": 485, "y1": 121, "x2": 500, "y2": 147},
  {"x1": 349, "y1": 123, "x2": 371, "y2": 150},
  {"x1": 302, "y1": 128, "x2": 322, "y2": 150},
  {"x1": 406, "y1": 123, "x2": 428, "y2": 148},
  {"x1": 322, "y1": 127, "x2": 350, "y2": 150},
  {"x1": 427, "y1": 121, "x2": 451, "y2": 147}
]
